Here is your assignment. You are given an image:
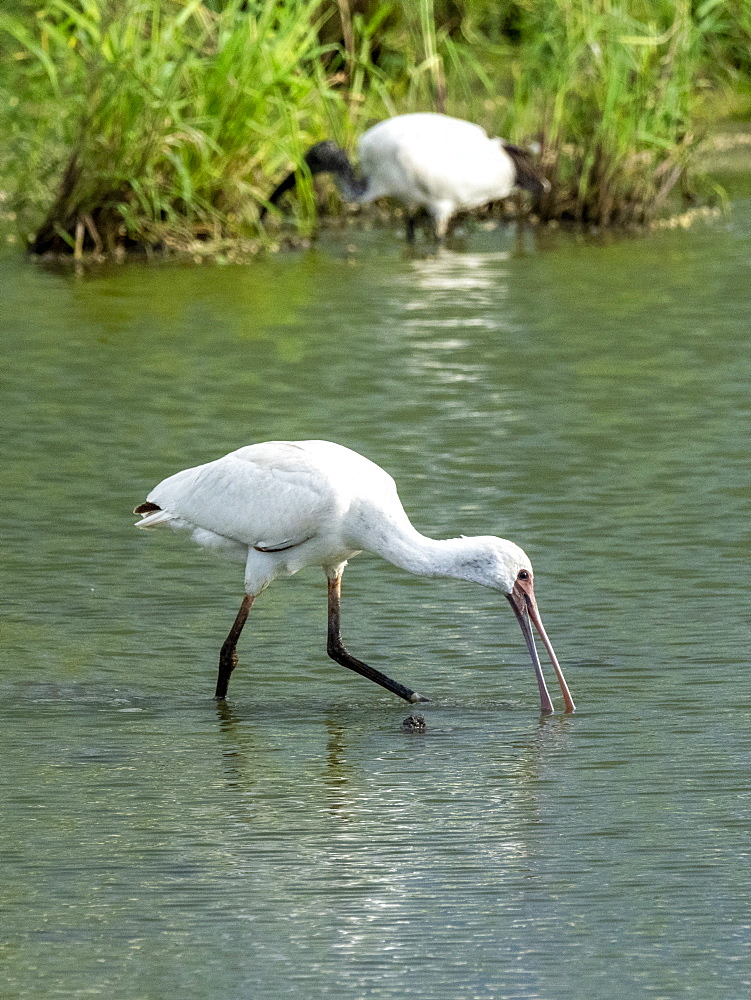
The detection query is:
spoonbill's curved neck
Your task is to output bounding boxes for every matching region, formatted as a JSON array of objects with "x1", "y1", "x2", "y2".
[{"x1": 349, "y1": 509, "x2": 493, "y2": 585}]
